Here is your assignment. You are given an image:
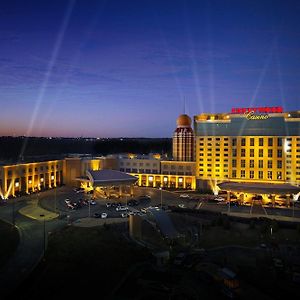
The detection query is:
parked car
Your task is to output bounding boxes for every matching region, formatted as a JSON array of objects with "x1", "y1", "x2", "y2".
[
  {"x1": 101, "y1": 212, "x2": 108, "y2": 219},
  {"x1": 178, "y1": 204, "x2": 186, "y2": 208},
  {"x1": 65, "y1": 198, "x2": 71, "y2": 204},
  {"x1": 214, "y1": 196, "x2": 225, "y2": 202},
  {"x1": 116, "y1": 206, "x2": 128, "y2": 211},
  {"x1": 94, "y1": 212, "x2": 101, "y2": 218},
  {"x1": 180, "y1": 194, "x2": 190, "y2": 198},
  {"x1": 106, "y1": 202, "x2": 111, "y2": 208}
]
